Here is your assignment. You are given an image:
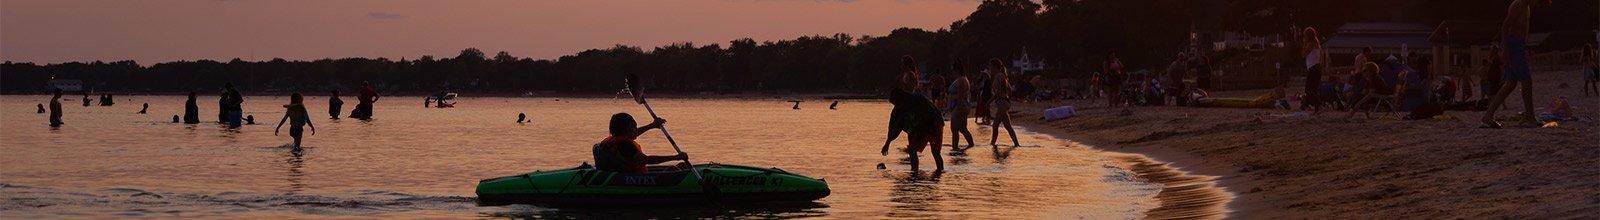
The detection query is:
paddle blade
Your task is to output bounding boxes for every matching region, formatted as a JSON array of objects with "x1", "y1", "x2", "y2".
[{"x1": 625, "y1": 74, "x2": 645, "y2": 104}]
